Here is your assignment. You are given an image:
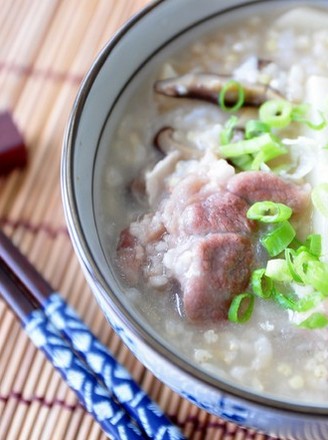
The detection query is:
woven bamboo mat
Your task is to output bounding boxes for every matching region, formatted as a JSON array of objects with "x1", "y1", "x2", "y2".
[{"x1": 0, "y1": 1, "x2": 279, "y2": 439}]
